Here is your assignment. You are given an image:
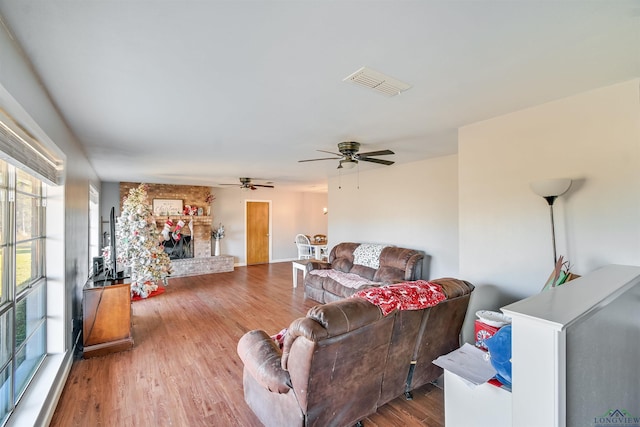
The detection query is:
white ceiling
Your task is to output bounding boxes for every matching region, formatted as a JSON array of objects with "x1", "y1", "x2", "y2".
[{"x1": 0, "y1": 1, "x2": 638, "y2": 192}]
